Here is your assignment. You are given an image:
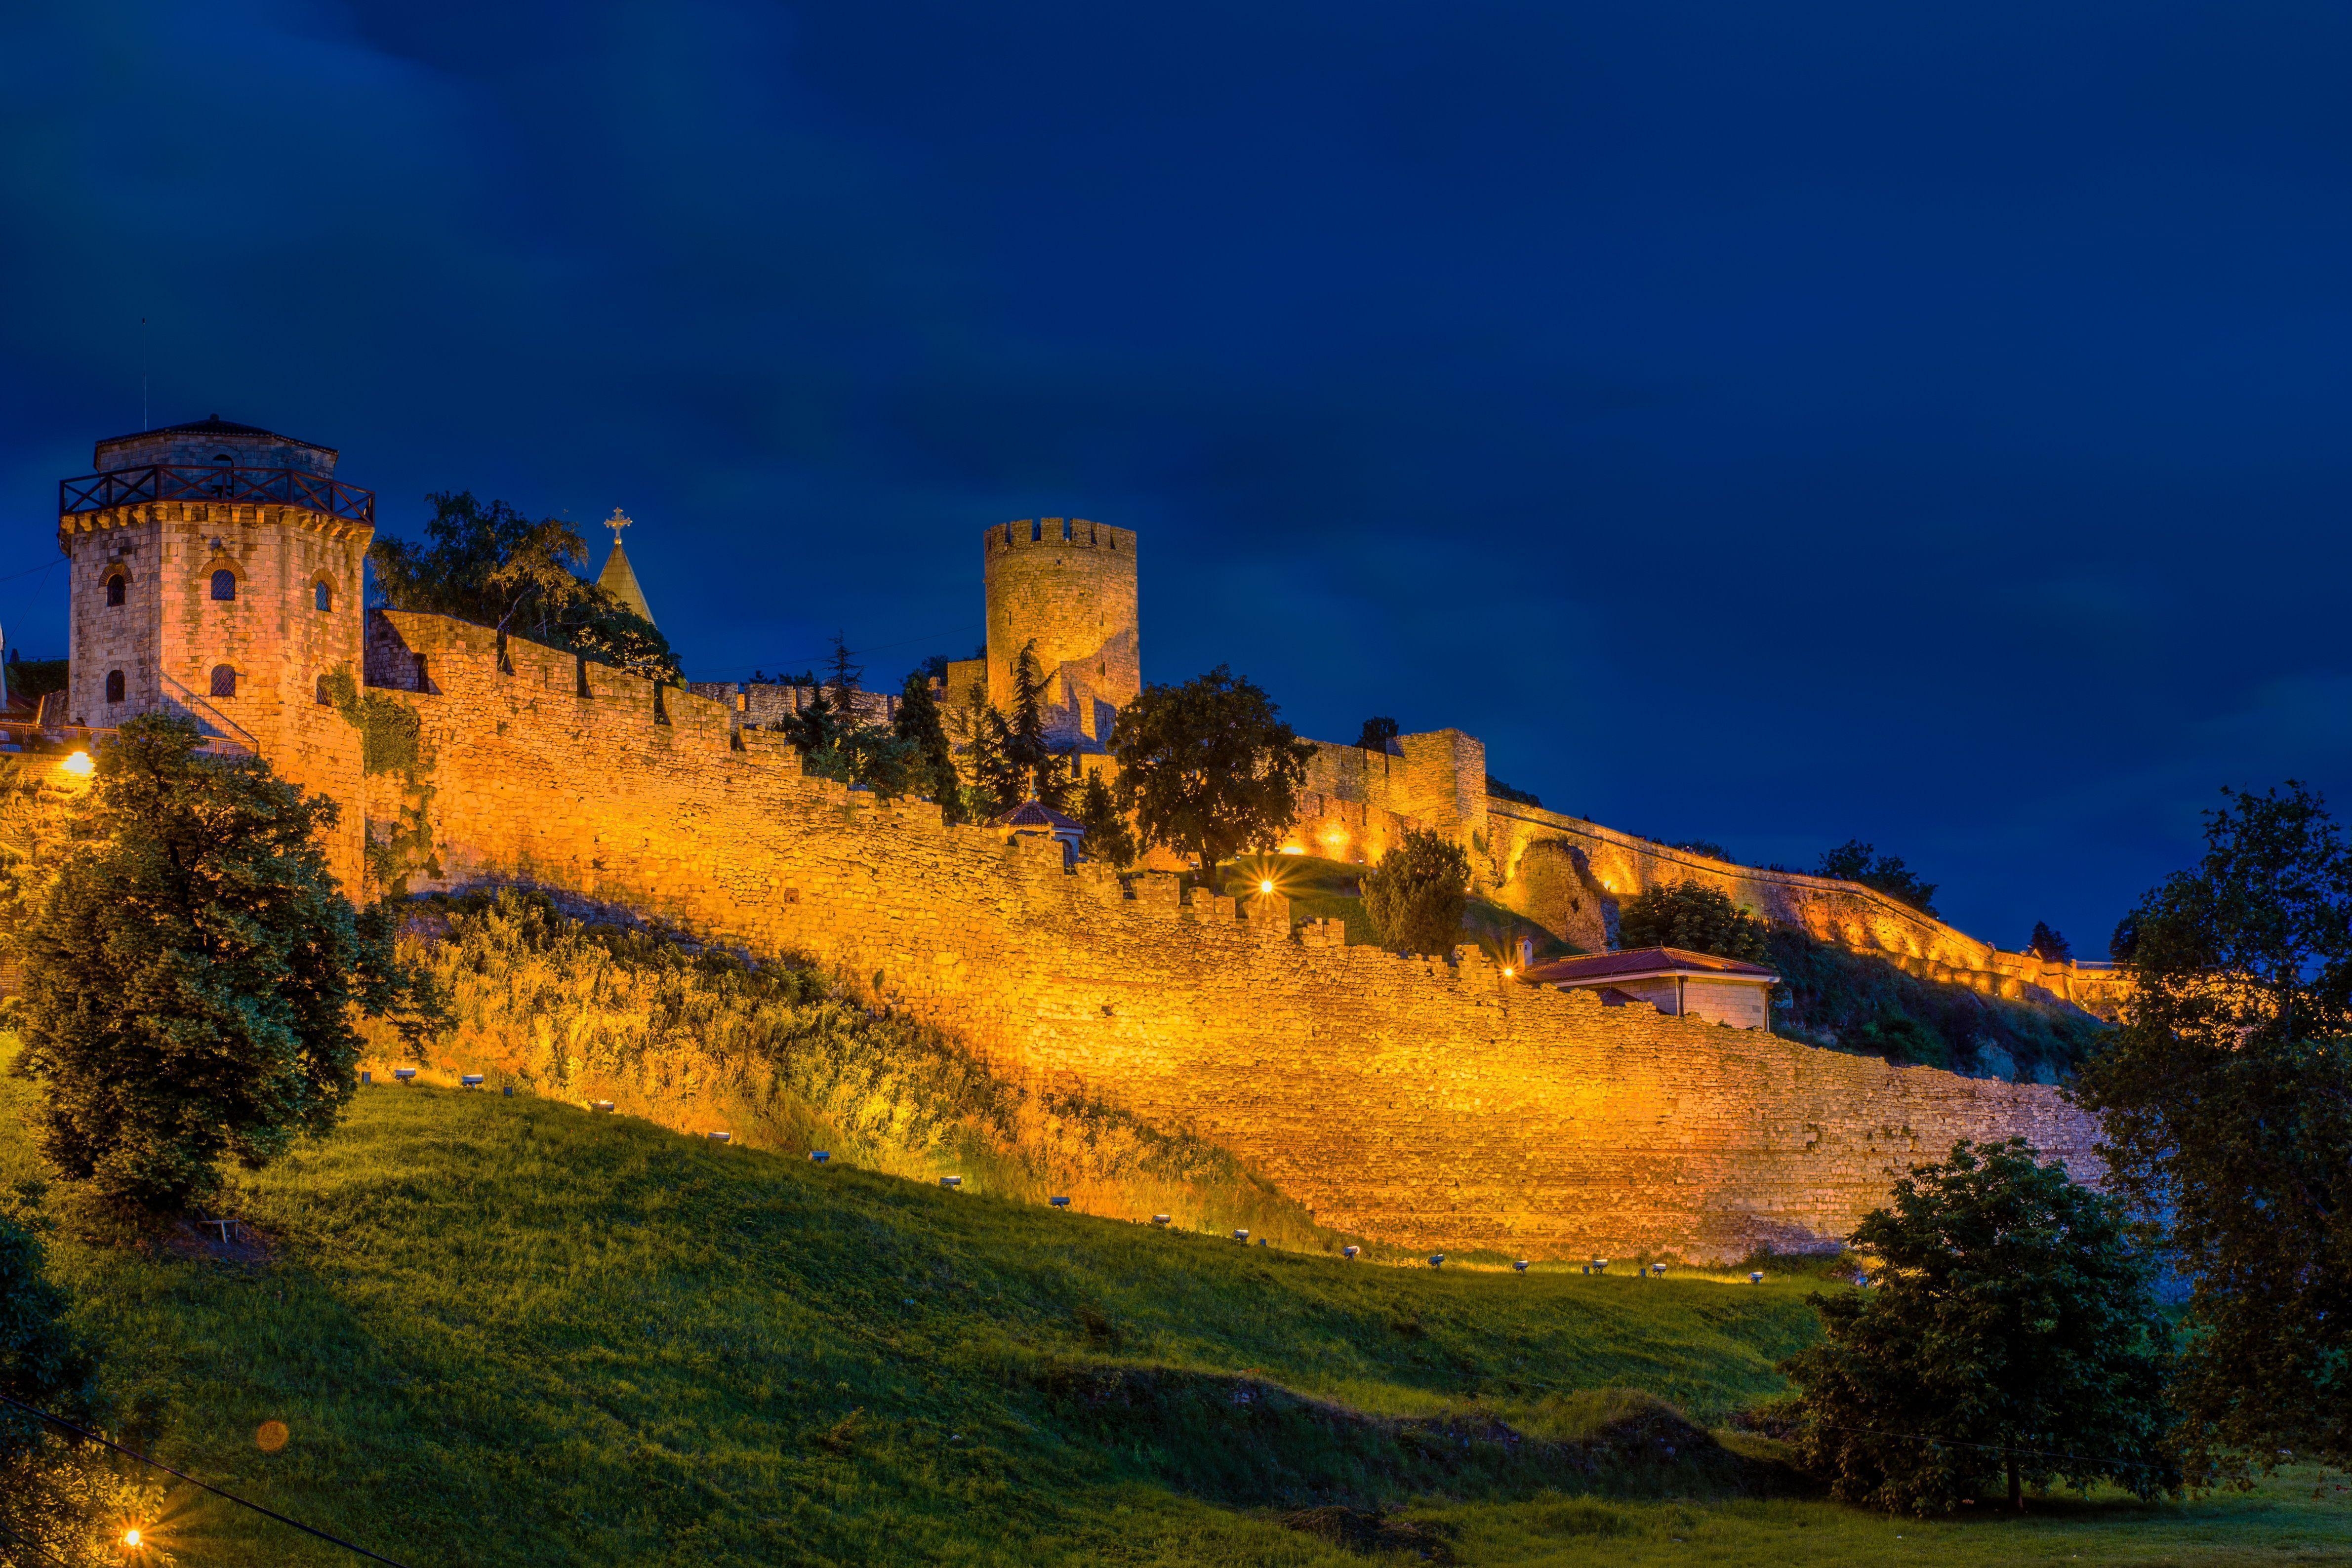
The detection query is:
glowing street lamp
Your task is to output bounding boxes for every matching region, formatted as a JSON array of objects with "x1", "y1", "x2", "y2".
[
  {"x1": 124, "y1": 1528, "x2": 143, "y2": 1548},
  {"x1": 62, "y1": 750, "x2": 94, "y2": 778},
  {"x1": 1258, "y1": 879, "x2": 1274, "y2": 894}
]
